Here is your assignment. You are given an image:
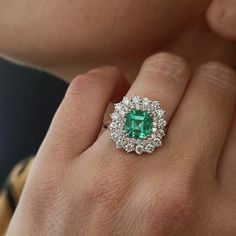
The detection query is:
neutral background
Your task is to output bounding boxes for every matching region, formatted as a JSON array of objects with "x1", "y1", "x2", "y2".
[{"x1": 0, "y1": 59, "x2": 68, "y2": 185}]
